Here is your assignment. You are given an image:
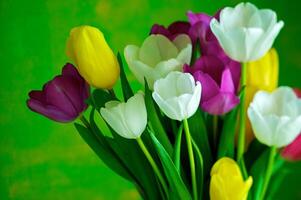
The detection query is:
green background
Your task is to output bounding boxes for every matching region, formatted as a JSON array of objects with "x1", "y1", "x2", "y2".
[{"x1": 1, "y1": 0, "x2": 300, "y2": 199}]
